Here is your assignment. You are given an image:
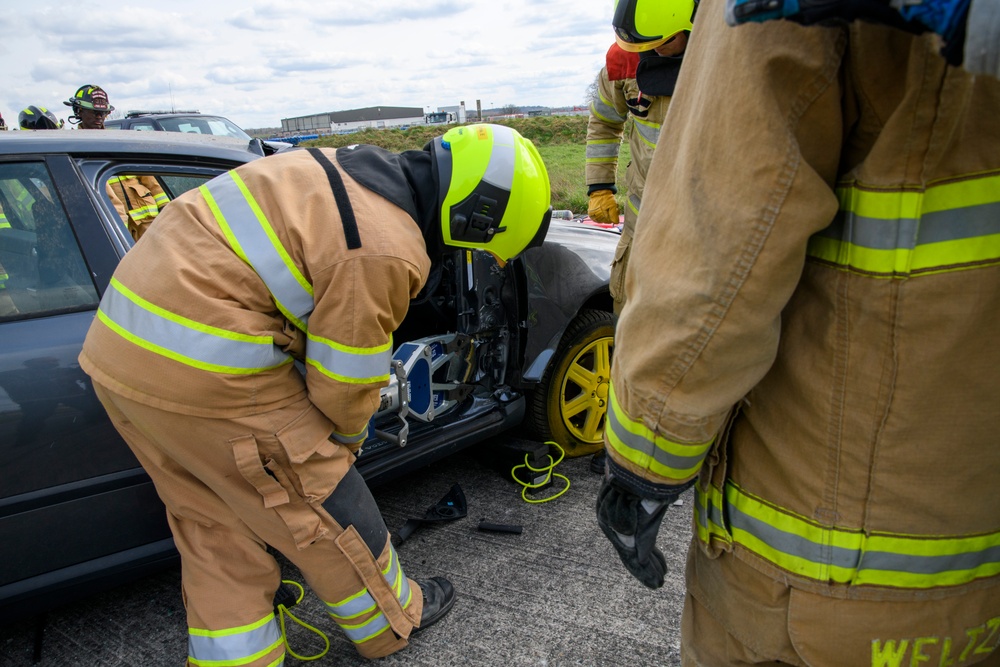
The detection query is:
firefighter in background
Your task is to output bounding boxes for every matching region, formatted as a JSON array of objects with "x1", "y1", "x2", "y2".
[
  {"x1": 66, "y1": 84, "x2": 168, "y2": 240},
  {"x1": 79, "y1": 123, "x2": 552, "y2": 666},
  {"x1": 596, "y1": 0, "x2": 1000, "y2": 662},
  {"x1": 587, "y1": 0, "x2": 694, "y2": 473},
  {"x1": 586, "y1": 0, "x2": 694, "y2": 315},
  {"x1": 0, "y1": 112, "x2": 7, "y2": 130},
  {"x1": 18, "y1": 105, "x2": 60, "y2": 130}
]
